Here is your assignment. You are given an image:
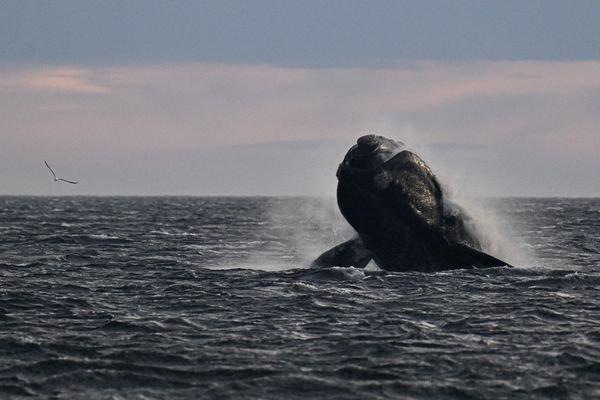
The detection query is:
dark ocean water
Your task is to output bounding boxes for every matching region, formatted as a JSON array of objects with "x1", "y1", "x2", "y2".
[{"x1": 1, "y1": 196, "x2": 599, "y2": 399}]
